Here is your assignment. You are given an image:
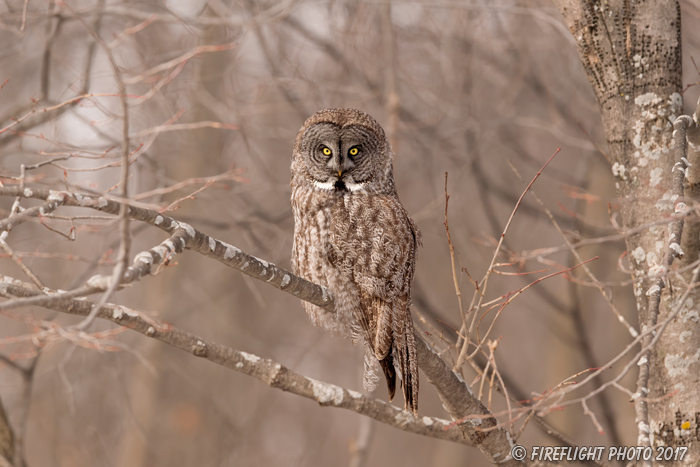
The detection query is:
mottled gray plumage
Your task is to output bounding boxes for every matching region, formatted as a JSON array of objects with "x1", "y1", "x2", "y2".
[{"x1": 290, "y1": 108, "x2": 420, "y2": 415}]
